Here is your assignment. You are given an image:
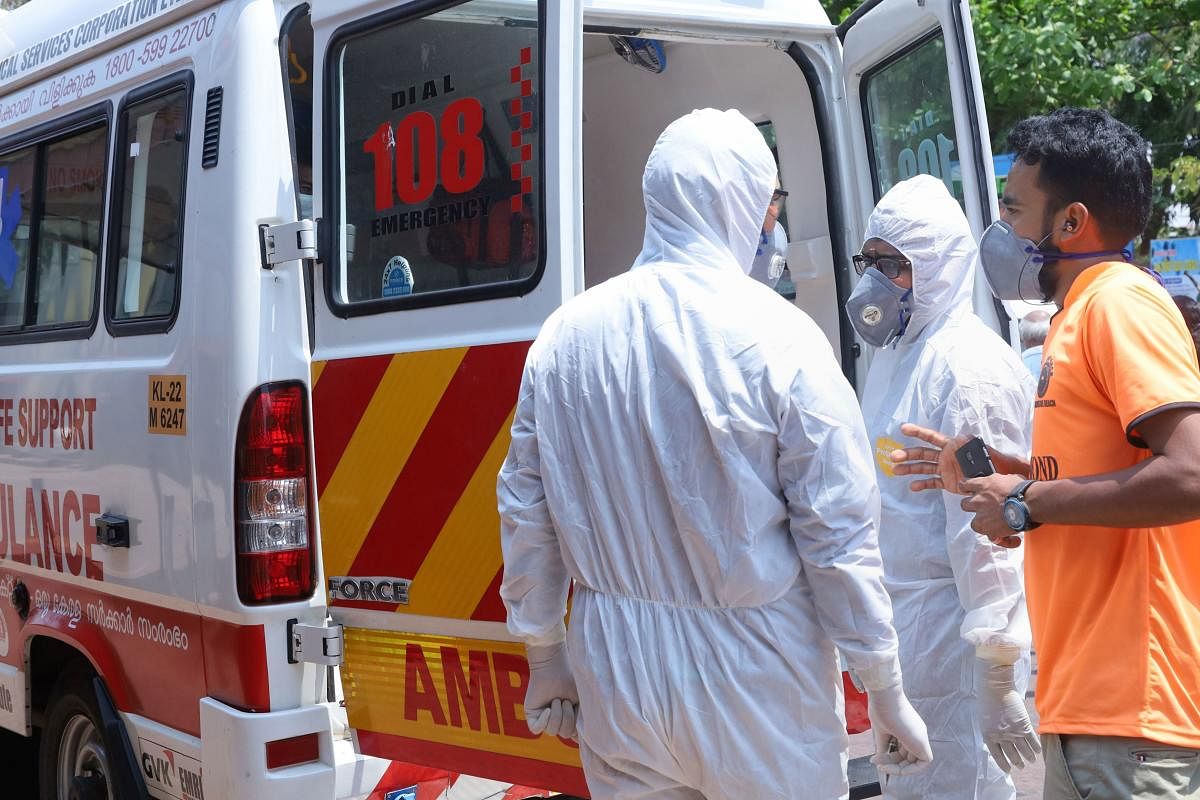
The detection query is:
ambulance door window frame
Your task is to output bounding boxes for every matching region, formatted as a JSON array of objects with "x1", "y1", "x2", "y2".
[
  {"x1": 855, "y1": 9, "x2": 993, "y2": 219},
  {"x1": 279, "y1": 4, "x2": 316, "y2": 347},
  {"x1": 854, "y1": 3, "x2": 1006, "y2": 326},
  {"x1": 859, "y1": 28, "x2": 962, "y2": 206},
  {"x1": 103, "y1": 70, "x2": 193, "y2": 338},
  {"x1": 281, "y1": 4, "x2": 313, "y2": 220},
  {"x1": 0, "y1": 102, "x2": 112, "y2": 345},
  {"x1": 785, "y1": 43, "x2": 858, "y2": 384},
  {"x1": 322, "y1": 0, "x2": 549, "y2": 319}
]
